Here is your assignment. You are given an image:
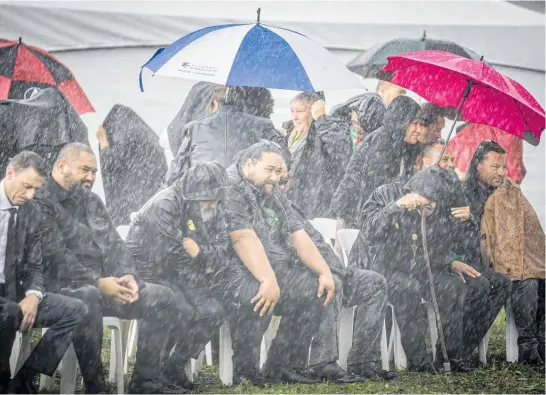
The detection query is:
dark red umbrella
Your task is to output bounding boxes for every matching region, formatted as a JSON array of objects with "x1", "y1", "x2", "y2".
[
  {"x1": 0, "y1": 38, "x2": 94, "y2": 115},
  {"x1": 377, "y1": 50, "x2": 545, "y2": 146}
]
